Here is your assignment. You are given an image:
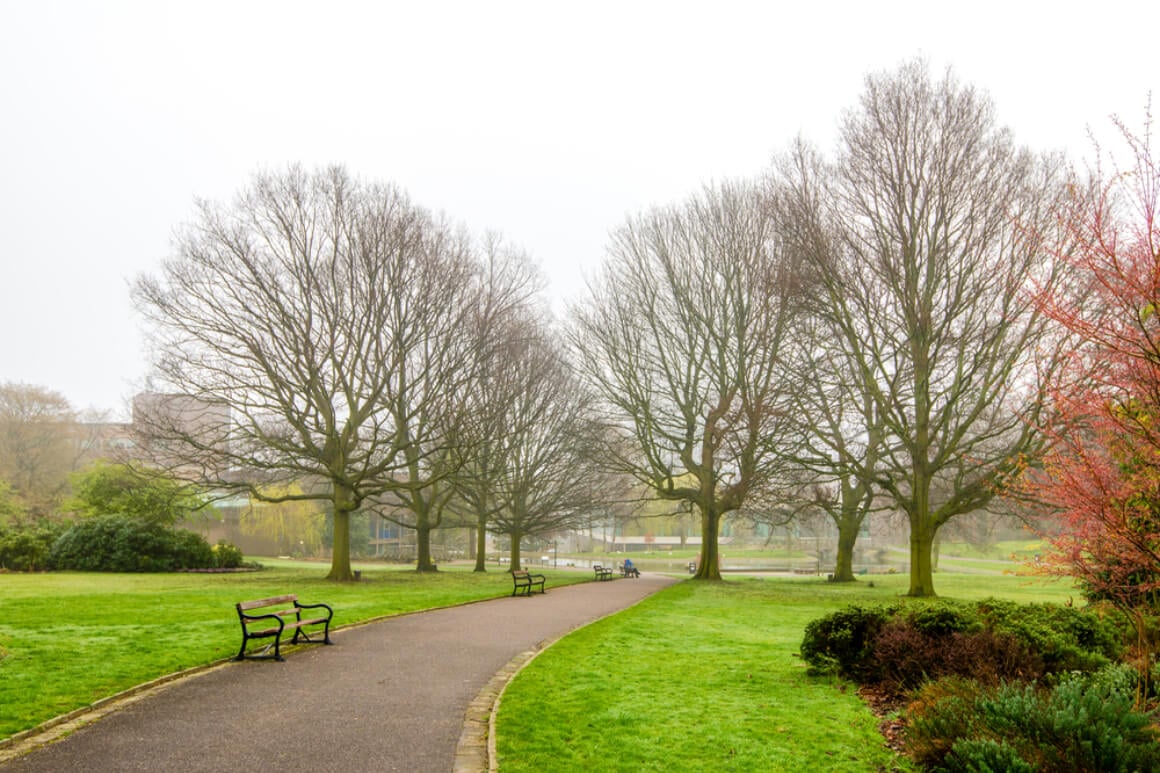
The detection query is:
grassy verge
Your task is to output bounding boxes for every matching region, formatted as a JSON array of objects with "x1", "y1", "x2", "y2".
[
  {"x1": 496, "y1": 573, "x2": 1077, "y2": 772},
  {"x1": 0, "y1": 561, "x2": 587, "y2": 739}
]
